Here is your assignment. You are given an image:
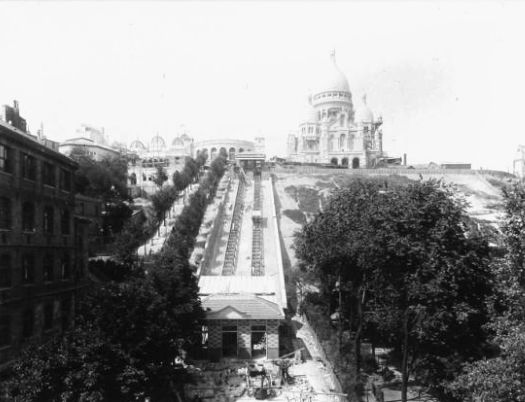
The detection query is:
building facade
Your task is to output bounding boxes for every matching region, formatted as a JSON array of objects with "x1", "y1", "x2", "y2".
[
  {"x1": 127, "y1": 133, "x2": 194, "y2": 196},
  {"x1": 194, "y1": 138, "x2": 265, "y2": 161},
  {"x1": 59, "y1": 124, "x2": 121, "y2": 162},
  {"x1": 0, "y1": 114, "x2": 87, "y2": 370},
  {"x1": 202, "y1": 295, "x2": 283, "y2": 361},
  {"x1": 287, "y1": 52, "x2": 384, "y2": 168}
]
